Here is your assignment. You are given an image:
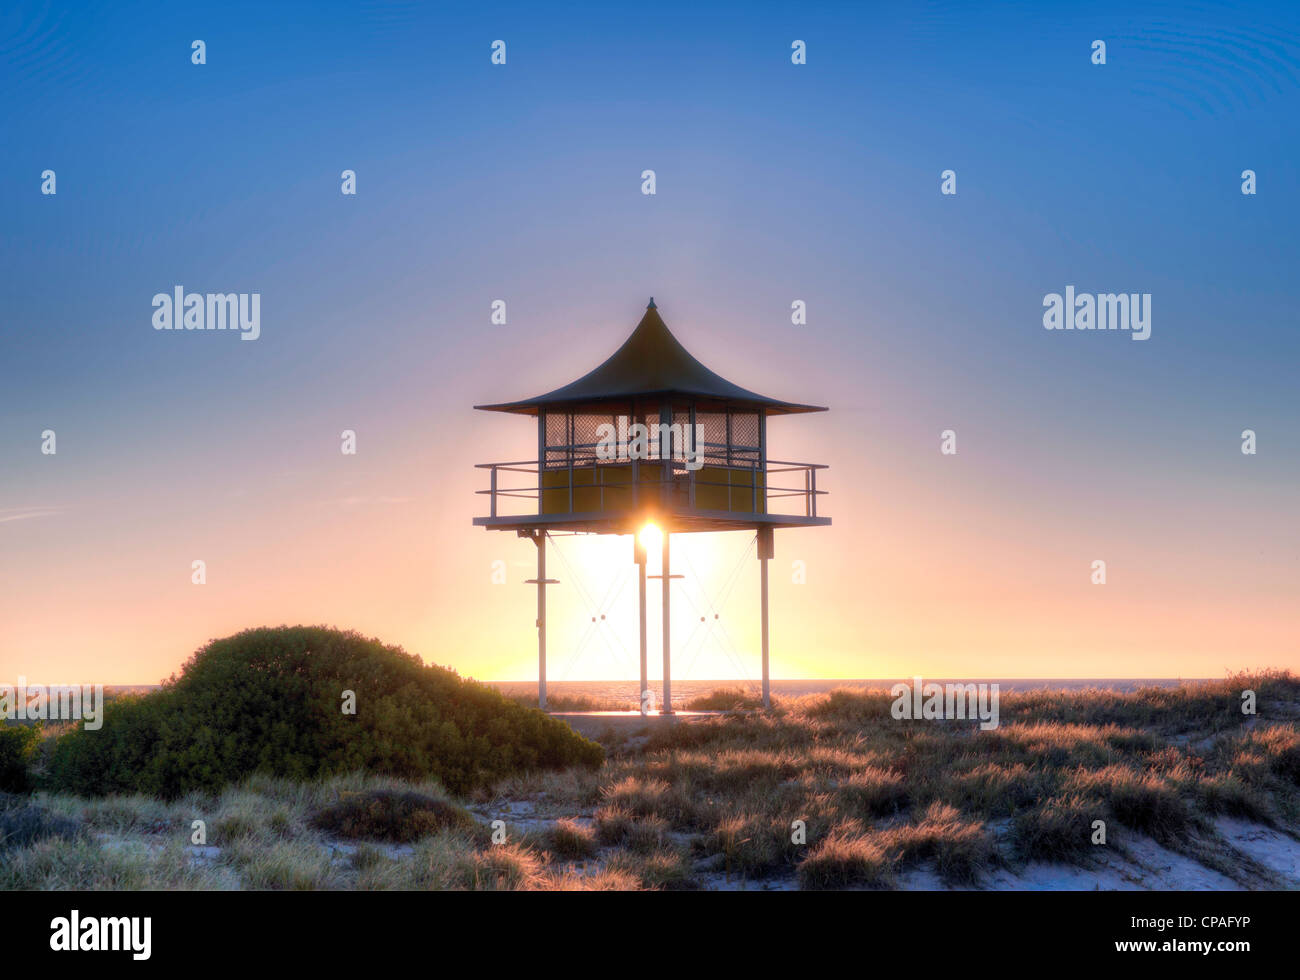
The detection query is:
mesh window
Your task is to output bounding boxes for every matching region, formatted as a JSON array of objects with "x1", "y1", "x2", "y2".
[
  {"x1": 571, "y1": 413, "x2": 612, "y2": 449},
  {"x1": 544, "y1": 413, "x2": 568, "y2": 445},
  {"x1": 605, "y1": 411, "x2": 653, "y2": 460},
  {"x1": 542, "y1": 406, "x2": 762, "y2": 469},
  {"x1": 668, "y1": 410, "x2": 690, "y2": 465},
  {"x1": 543, "y1": 412, "x2": 573, "y2": 469},
  {"x1": 697, "y1": 411, "x2": 728, "y2": 465},
  {"x1": 572, "y1": 413, "x2": 615, "y2": 465},
  {"x1": 729, "y1": 411, "x2": 760, "y2": 449}
]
